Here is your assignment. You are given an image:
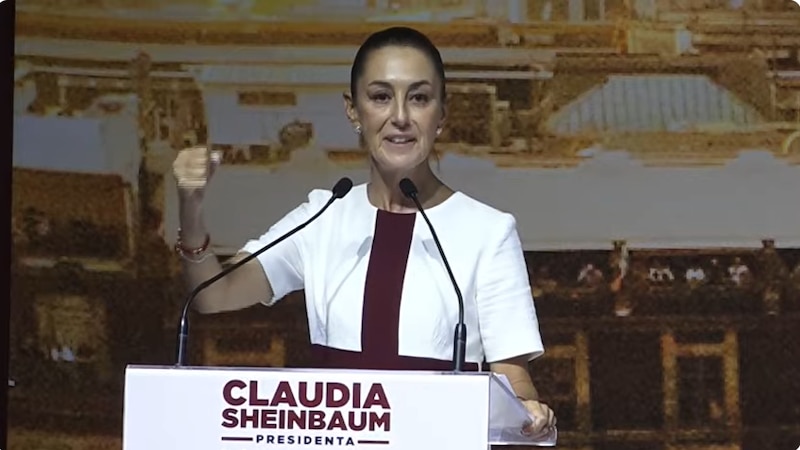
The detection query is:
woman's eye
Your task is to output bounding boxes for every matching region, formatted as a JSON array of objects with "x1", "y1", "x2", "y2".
[
  {"x1": 411, "y1": 94, "x2": 429, "y2": 103},
  {"x1": 371, "y1": 93, "x2": 391, "y2": 103}
]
